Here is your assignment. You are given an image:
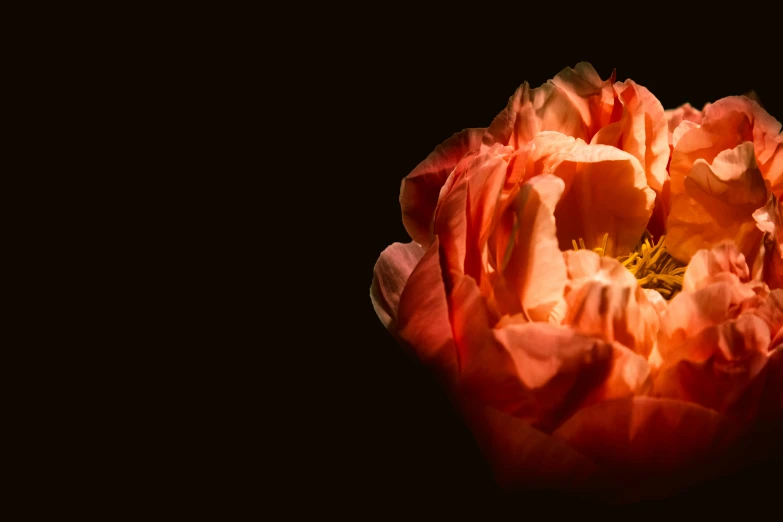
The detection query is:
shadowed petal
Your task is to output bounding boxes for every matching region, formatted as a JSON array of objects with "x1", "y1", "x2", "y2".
[
  {"x1": 653, "y1": 313, "x2": 771, "y2": 414},
  {"x1": 458, "y1": 399, "x2": 597, "y2": 492},
  {"x1": 400, "y1": 128, "x2": 485, "y2": 245},
  {"x1": 396, "y1": 237, "x2": 459, "y2": 384},
  {"x1": 753, "y1": 195, "x2": 783, "y2": 289},
  {"x1": 554, "y1": 397, "x2": 743, "y2": 475}
]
